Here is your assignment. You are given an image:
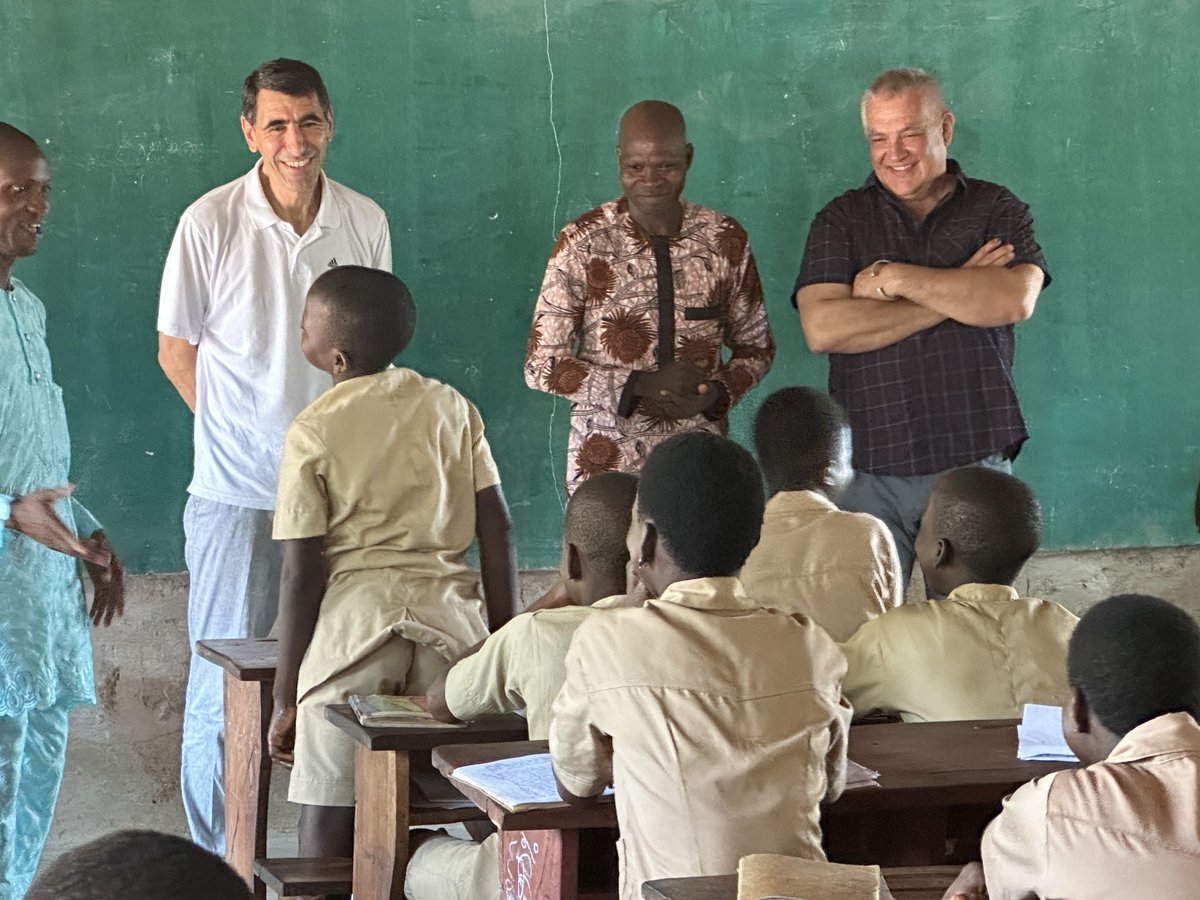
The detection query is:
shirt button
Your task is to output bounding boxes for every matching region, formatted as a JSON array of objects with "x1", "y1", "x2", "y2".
[{"x1": 33, "y1": 372, "x2": 42, "y2": 381}]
